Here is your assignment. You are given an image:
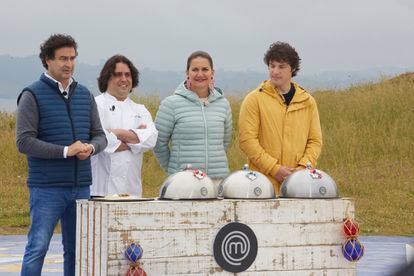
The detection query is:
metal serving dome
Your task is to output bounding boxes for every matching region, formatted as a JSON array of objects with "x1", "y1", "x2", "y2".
[
  {"x1": 218, "y1": 164, "x2": 275, "y2": 199},
  {"x1": 159, "y1": 165, "x2": 217, "y2": 200},
  {"x1": 280, "y1": 164, "x2": 339, "y2": 198}
]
